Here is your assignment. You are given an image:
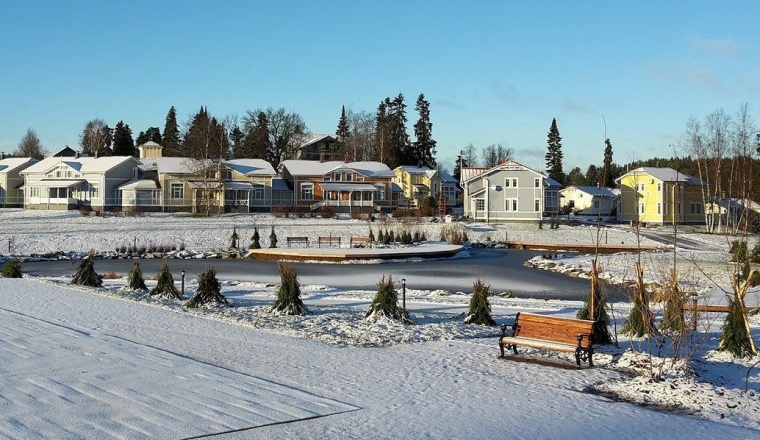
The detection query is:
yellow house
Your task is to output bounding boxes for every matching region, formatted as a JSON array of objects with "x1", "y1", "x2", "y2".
[
  {"x1": 392, "y1": 165, "x2": 459, "y2": 209},
  {"x1": 616, "y1": 167, "x2": 705, "y2": 225}
]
